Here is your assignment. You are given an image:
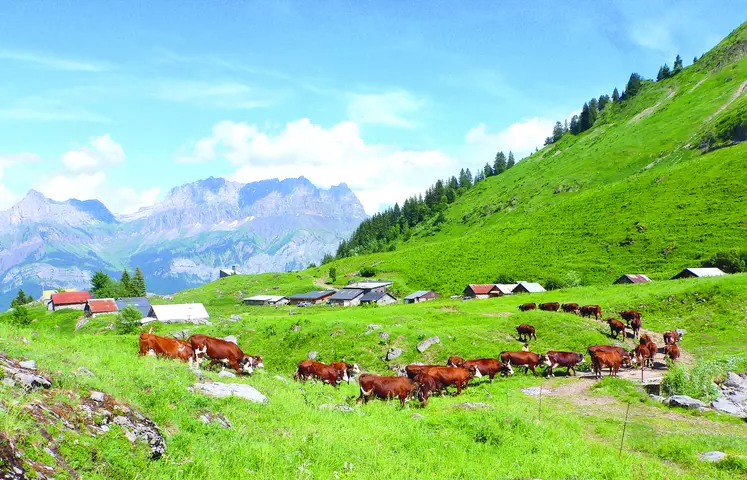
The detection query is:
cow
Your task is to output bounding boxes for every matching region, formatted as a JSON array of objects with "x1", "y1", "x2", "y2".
[
  {"x1": 639, "y1": 333, "x2": 653, "y2": 344},
  {"x1": 521, "y1": 343, "x2": 530, "y2": 352},
  {"x1": 460, "y1": 358, "x2": 513, "y2": 381},
  {"x1": 189, "y1": 334, "x2": 257, "y2": 374},
  {"x1": 645, "y1": 341, "x2": 658, "y2": 368},
  {"x1": 633, "y1": 344, "x2": 650, "y2": 369},
  {"x1": 417, "y1": 366, "x2": 476, "y2": 395},
  {"x1": 588, "y1": 349, "x2": 622, "y2": 379},
  {"x1": 619, "y1": 310, "x2": 641, "y2": 324},
  {"x1": 518, "y1": 303, "x2": 537, "y2": 312},
  {"x1": 294, "y1": 360, "x2": 346, "y2": 386},
  {"x1": 413, "y1": 372, "x2": 439, "y2": 407},
  {"x1": 588, "y1": 345, "x2": 633, "y2": 368},
  {"x1": 663, "y1": 344, "x2": 680, "y2": 362},
  {"x1": 663, "y1": 330, "x2": 681, "y2": 345},
  {"x1": 357, "y1": 374, "x2": 419, "y2": 407},
  {"x1": 405, "y1": 364, "x2": 440, "y2": 380},
  {"x1": 544, "y1": 351, "x2": 585, "y2": 377},
  {"x1": 138, "y1": 330, "x2": 193, "y2": 363},
  {"x1": 561, "y1": 303, "x2": 580, "y2": 314},
  {"x1": 330, "y1": 361, "x2": 360, "y2": 383},
  {"x1": 500, "y1": 351, "x2": 547, "y2": 376},
  {"x1": 580, "y1": 305, "x2": 602, "y2": 320},
  {"x1": 446, "y1": 356, "x2": 464, "y2": 368},
  {"x1": 606, "y1": 318, "x2": 626, "y2": 339},
  {"x1": 629, "y1": 317, "x2": 642, "y2": 339},
  {"x1": 539, "y1": 302, "x2": 560, "y2": 312},
  {"x1": 516, "y1": 324, "x2": 537, "y2": 342}
]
